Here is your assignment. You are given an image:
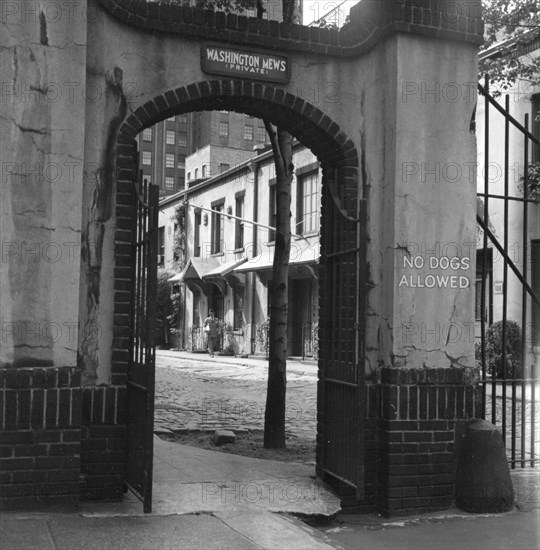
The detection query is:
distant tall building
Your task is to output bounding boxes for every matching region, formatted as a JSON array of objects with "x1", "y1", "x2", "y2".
[
  {"x1": 186, "y1": 111, "x2": 269, "y2": 185},
  {"x1": 136, "y1": 111, "x2": 270, "y2": 197},
  {"x1": 137, "y1": 114, "x2": 191, "y2": 197}
]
